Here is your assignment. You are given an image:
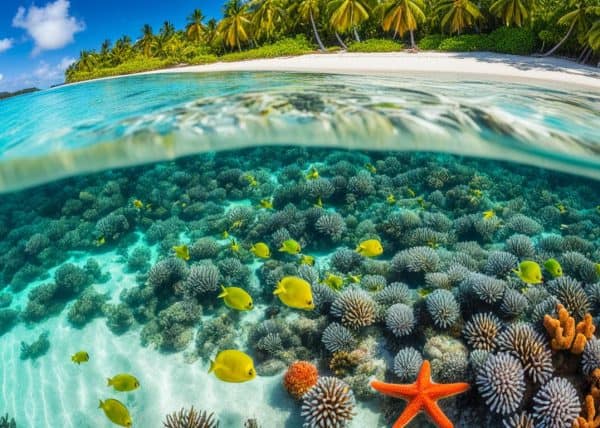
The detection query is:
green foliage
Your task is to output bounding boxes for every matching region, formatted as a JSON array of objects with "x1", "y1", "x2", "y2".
[
  {"x1": 489, "y1": 27, "x2": 536, "y2": 55},
  {"x1": 347, "y1": 38, "x2": 404, "y2": 52},
  {"x1": 418, "y1": 34, "x2": 444, "y2": 49},
  {"x1": 437, "y1": 34, "x2": 494, "y2": 51},
  {"x1": 220, "y1": 36, "x2": 314, "y2": 61}
]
